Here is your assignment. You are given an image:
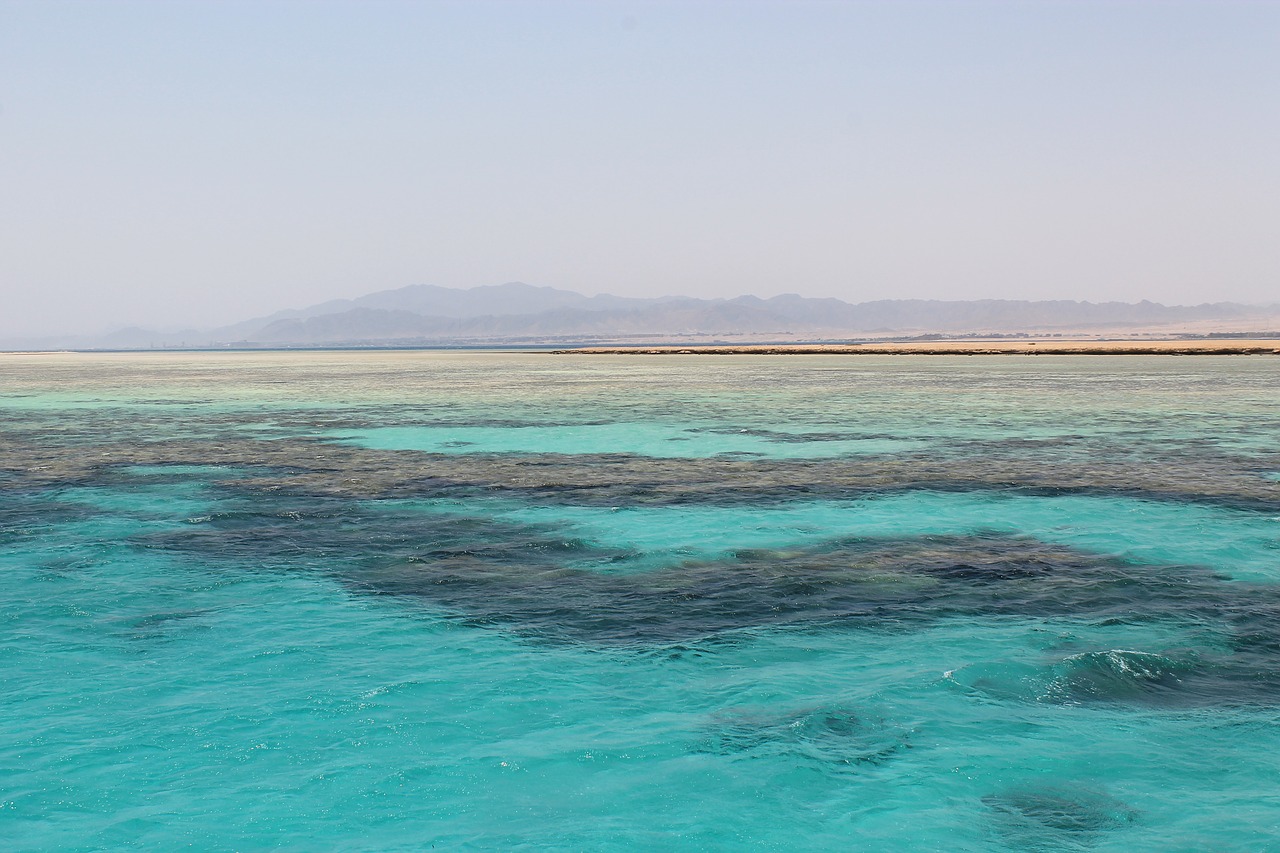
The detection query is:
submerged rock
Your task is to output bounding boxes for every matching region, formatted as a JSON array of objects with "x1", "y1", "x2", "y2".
[
  {"x1": 697, "y1": 705, "x2": 908, "y2": 768},
  {"x1": 984, "y1": 783, "x2": 1139, "y2": 838},
  {"x1": 123, "y1": 497, "x2": 1280, "y2": 706},
  {"x1": 5, "y1": 427, "x2": 1280, "y2": 512}
]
